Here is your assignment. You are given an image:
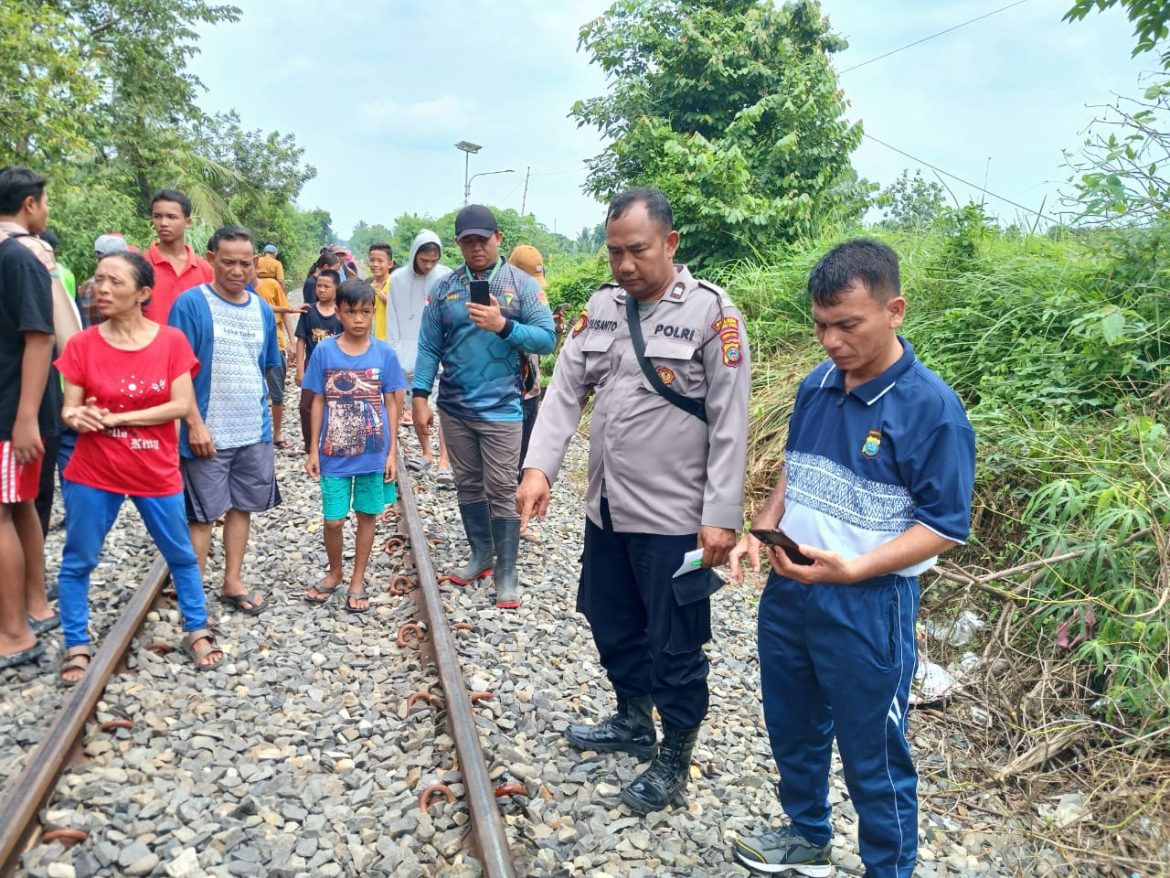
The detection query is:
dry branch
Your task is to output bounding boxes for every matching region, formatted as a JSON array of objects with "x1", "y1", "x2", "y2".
[
  {"x1": 932, "y1": 526, "x2": 1155, "y2": 595},
  {"x1": 993, "y1": 724, "x2": 1091, "y2": 783}
]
